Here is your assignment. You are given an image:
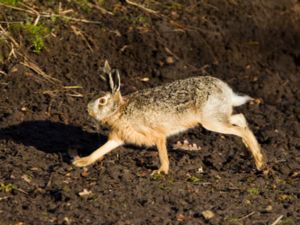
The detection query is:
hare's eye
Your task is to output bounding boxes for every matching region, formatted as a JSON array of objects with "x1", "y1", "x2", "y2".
[{"x1": 98, "y1": 97, "x2": 107, "y2": 105}]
